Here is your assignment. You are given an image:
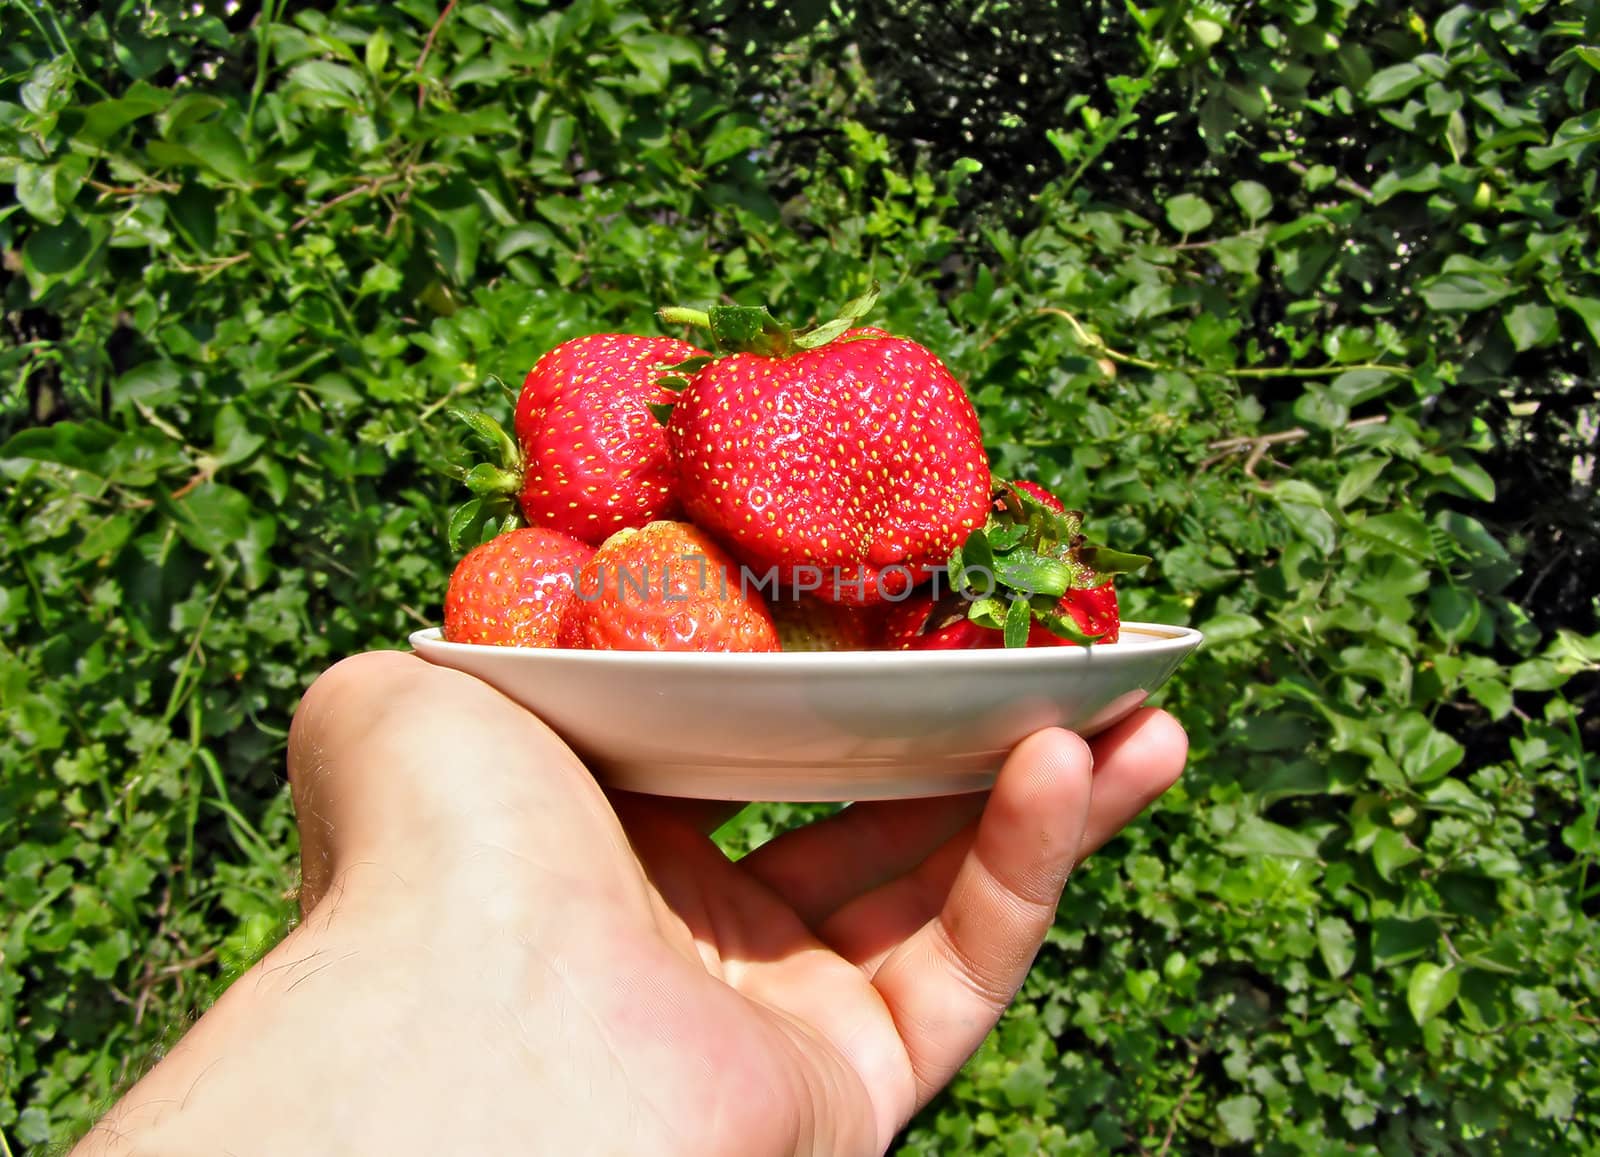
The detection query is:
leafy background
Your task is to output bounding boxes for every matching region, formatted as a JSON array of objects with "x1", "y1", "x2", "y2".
[{"x1": 3, "y1": 0, "x2": 1598, "y2": 1151}]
